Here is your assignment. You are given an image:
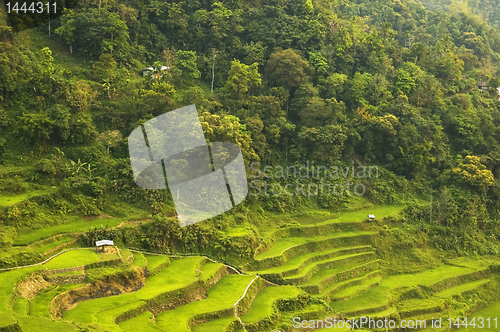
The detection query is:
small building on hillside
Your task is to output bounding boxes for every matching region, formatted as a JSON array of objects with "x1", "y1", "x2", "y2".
[
  {"x1": 367, "y1": 214, "x2": 375, "y2": 221},
  {"x1": 142, "y1": 66, "x2": 170, "y2": 79},
  {"x1": 95, "y1": 239, "x2": 114, "y2": 253},
  {"x1": 479, "y1": 81, "x2": 489, "y2": 90}
]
